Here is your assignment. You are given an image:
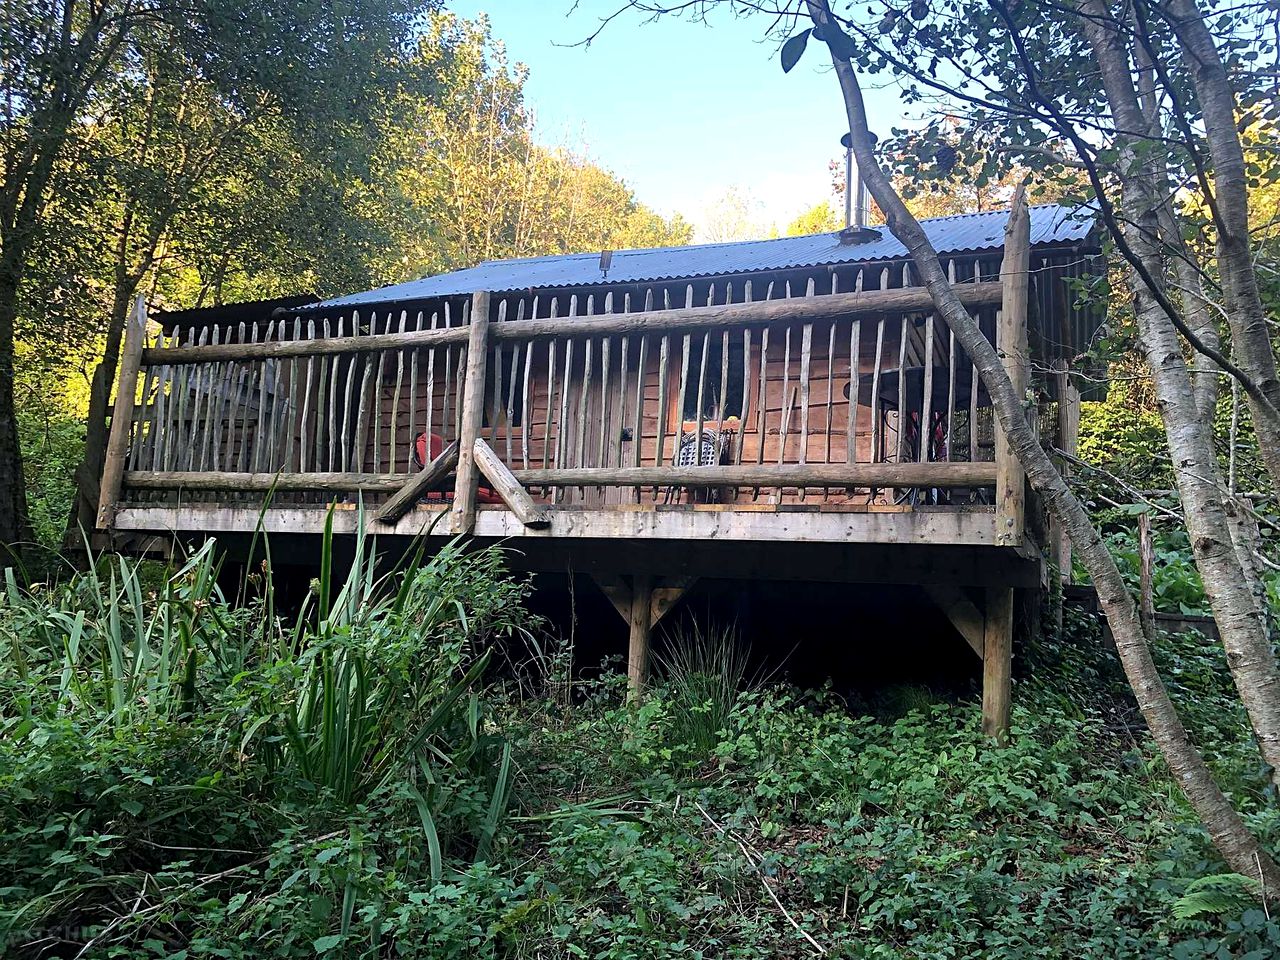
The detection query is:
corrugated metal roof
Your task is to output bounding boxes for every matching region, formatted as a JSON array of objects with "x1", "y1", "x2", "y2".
[{"x1": 313, "y1": 203, "x2": 1095, "y2": 309}]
